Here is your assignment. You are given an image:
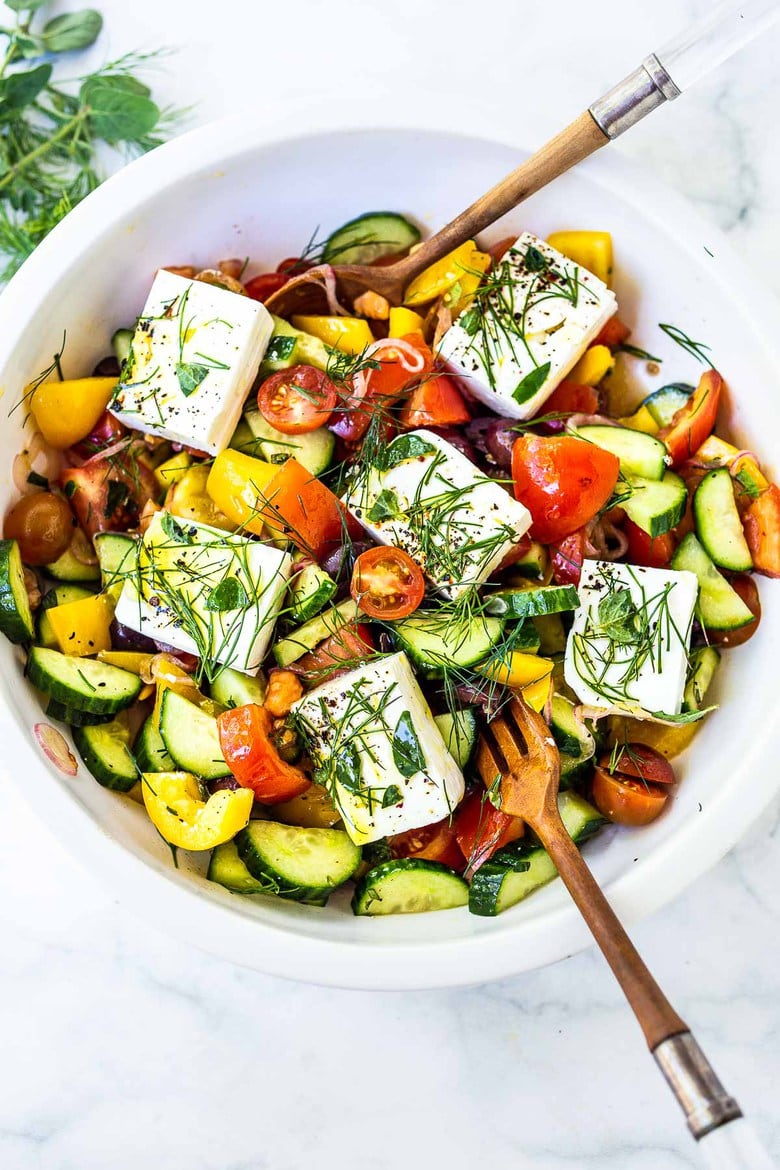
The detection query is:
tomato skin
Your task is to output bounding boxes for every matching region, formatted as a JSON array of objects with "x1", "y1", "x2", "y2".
[
  {"x1": 297, "y1": 622, "x2": 375, "y2": 678},
  {"x1": 61, "y1": 453, "x2": 159, "y2": 539},
  {"x1": 329, "y1": 334, "x2": 433, "y2": 444},
  {"x1": 245, "y1": 272, "x2": 289, "y2": 302},
  {"x1": 658, "y1": 369, "x2": 722, "y2": 467},
  {"x1": 217, "y1": 704, "x2": 310, "y2": 803},
  {"x1": 350, "y1": 546, "x2": 426, "y2": 620},
  {"x1": 594, "y1": 316, "x2": 631, "y2": 350},
  {"x1": 389, "y1": 818, "x2": 464, "y2": 871},
  {"x1": 549, "y1": 528, "x2": 587, "y2": 586},
  {"x1": 603, "y1": 744, "x2": 676, "y2": 786},
  {"x1": 261, "y1": 458, "x2": 346, "y2": 560},
  {"x1": 623, "y1": 518, "x2": 676, "y2": 569},
  {"x1": 591, "y1": 766, "x2": 669, "y2": 826},
  {"x1": 257, "y1": 365, "x2": 337, "y2": 434},
  {"x1": 743, "y1": 483, "x2": 780, "y2": 578},
  {"x1": 708, "y1": 574, "x2": 761, "y2": 647},
  {"x1": 277, "y1": 257, "x2": 313, "y2": 275},
  {"x1": 398, "y1": 374, "x2": 470, "y2": 429},
  {"x1": 454, "y1": 789, "x2": 524, "y2": 877},
  {"x1": 4, "y1": 491, "x2": 75, "y2": 565},
  {"x1": 512, "y1": 434, "x2": 620, "y2": 546},
  {"x1": 539, "y1": 380, "x2": 600, "y2": 427}
]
